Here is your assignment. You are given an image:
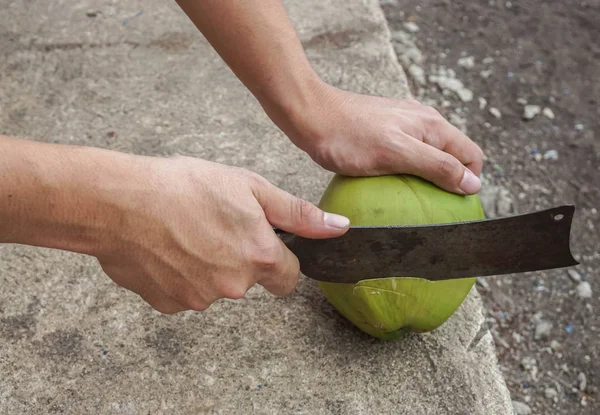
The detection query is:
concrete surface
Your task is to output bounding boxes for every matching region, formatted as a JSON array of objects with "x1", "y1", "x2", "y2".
[{"x1": 0, "y1": 0, "x2": 513, "y2": 413}]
